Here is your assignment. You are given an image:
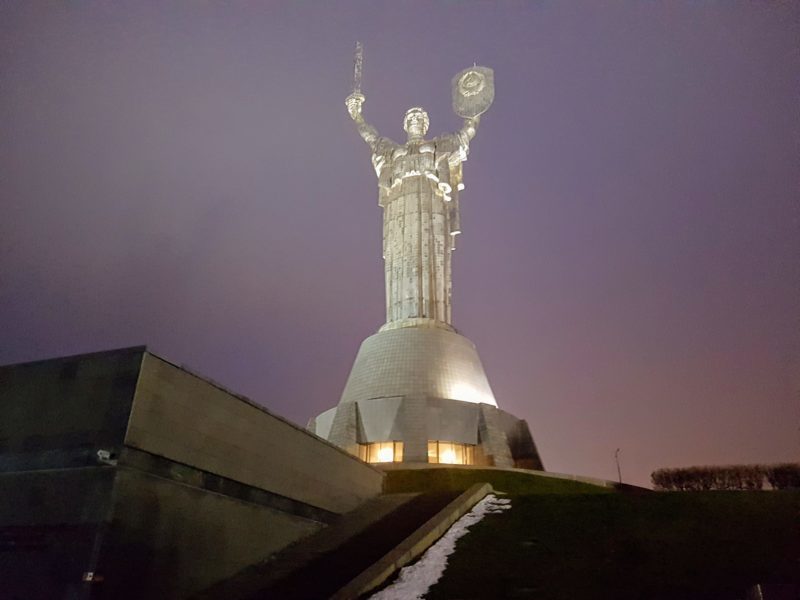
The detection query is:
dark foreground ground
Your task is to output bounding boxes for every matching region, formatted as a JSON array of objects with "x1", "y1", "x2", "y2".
[
  {"x1": 198, "y1": 468, "x2": 799, "y2": 599},
  {"x1": 424, "y1": 490, "x2": 800, "y2": 600}
]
